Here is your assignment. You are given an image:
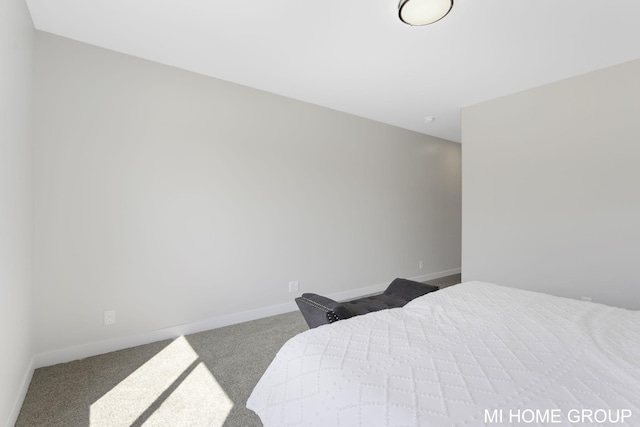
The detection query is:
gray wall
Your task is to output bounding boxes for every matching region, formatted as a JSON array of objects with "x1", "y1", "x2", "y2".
[
  {"x1": 0, "y1": 0, "x2": 34, "y2": 424},
  {"x1": 462, "y1": 59, "x2": 640, "y2": 310},
  {"x1": 33, "y1": 32, "x2": 462, "y2": 355}
]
